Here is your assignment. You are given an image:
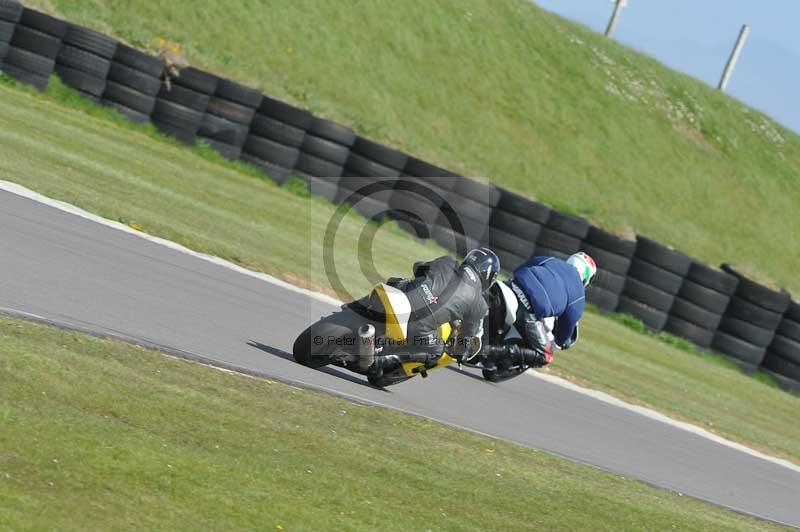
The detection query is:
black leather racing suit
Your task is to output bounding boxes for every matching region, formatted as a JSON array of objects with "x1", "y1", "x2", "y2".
[{"x1": 384, "y1": 256, "x2": 488, "y2": 366}]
